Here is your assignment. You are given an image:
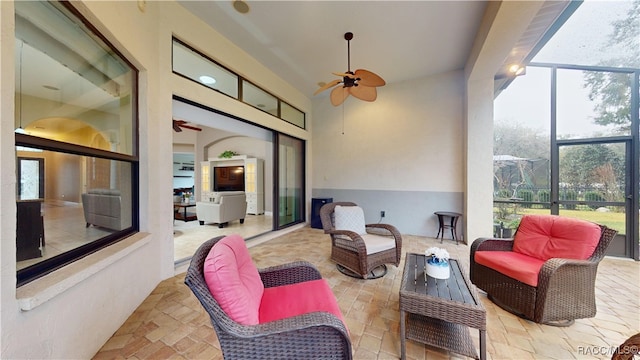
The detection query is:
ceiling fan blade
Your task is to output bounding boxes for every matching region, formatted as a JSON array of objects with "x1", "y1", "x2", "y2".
[
  {"x1": 313, "y1": 79, "x2": 341, "y2": 95},
  {"x1": 180, "y1": 124, "x2": 202, "y2": 132},
  {"x1": 349, "y1": 85, "x2": 377, "y2": 102},
  {"x1": 330, "y1": 86, "x2": 350, "y2": 106},
  {"x1": 332, "y1": 72, "x2": 355, "y2": 79},
  {"x1": 172, "y1": 121, "x2": 182, "y2": 132},
  {"x1": 354, "y1": 69, "x2": 386, "y2": 87}
]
